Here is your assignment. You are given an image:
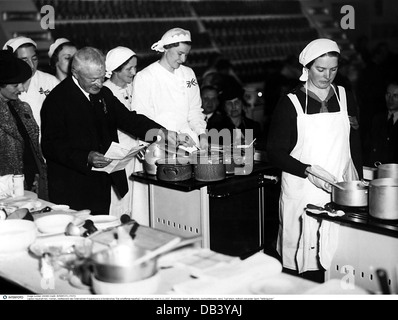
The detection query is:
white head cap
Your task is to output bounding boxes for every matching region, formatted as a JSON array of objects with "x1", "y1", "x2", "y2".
[
  {"x1": 48, "y1": 38, "x2": 71, "y2": 58},
  {"x1": 151, "y1": 27, "x2": 191, "y2": 53},
  {"x1": 3, "y1": 36, "x2": 37, "y2": 52},
  {"x1": 299, "y1": 38, "x2": 340, "y2": 82},
  {"x1": 105, "y1": 46, "x2": 136, "y2": 78}
]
